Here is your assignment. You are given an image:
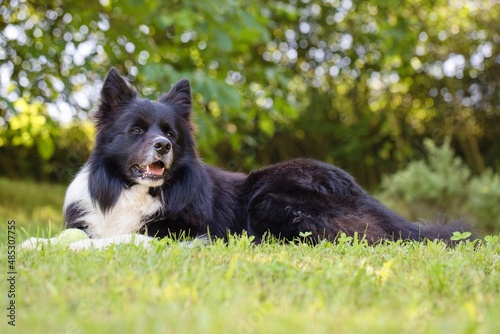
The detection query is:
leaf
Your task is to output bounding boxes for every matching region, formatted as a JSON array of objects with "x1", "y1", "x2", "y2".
[
  {"x1": 238, "y1": 10, "x2": 271, "y2": 41},
  {"x1": 298, "y1": 231, "x2": 312, "y2": 238},
  {"x1": 484, "y1": 235, "x2": 499, "y2": 245},
  {"x1": 258, "y1": 116, "x2": 275, "y2": 137},
  {"x1": 213, "y1": 29, "x2": 233, "y2": 53},
  {"x1": 450, "y1": 231, "x2": 472, "y2": 241},
  {"x1": 37, "y1": 133, "x2": 56, "y2": 160}
]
